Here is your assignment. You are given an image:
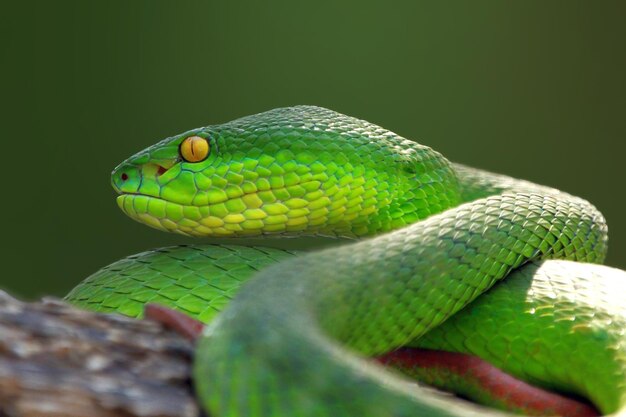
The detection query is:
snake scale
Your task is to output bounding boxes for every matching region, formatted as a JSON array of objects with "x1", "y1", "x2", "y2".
[{"x1": 66, "y1": 106, "x2": 626, "y2": 416}]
